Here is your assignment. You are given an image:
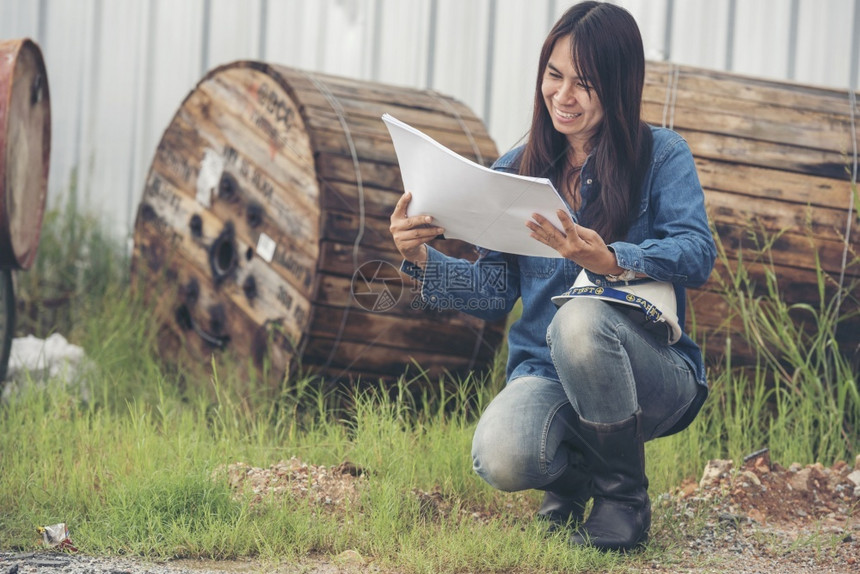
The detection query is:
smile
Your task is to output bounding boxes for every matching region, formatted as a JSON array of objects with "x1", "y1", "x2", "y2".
[{"x1": 555, "y1": 108, "x2": 582, "y2": 120}]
